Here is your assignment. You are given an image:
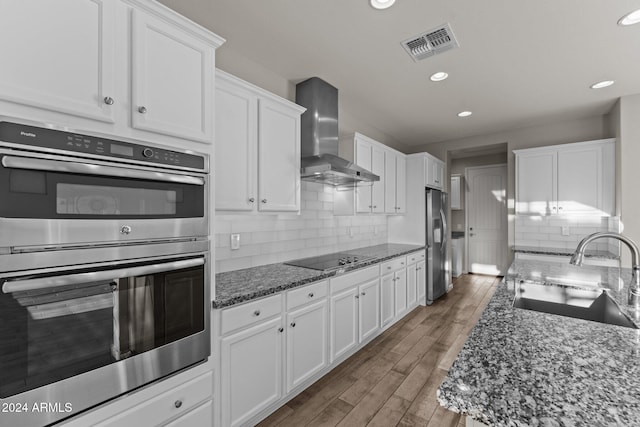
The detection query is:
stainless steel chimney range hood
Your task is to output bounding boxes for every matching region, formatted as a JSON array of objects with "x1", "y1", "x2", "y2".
[{"x1": 296, "y1": 77, "x2": 380, "y2": 187}]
